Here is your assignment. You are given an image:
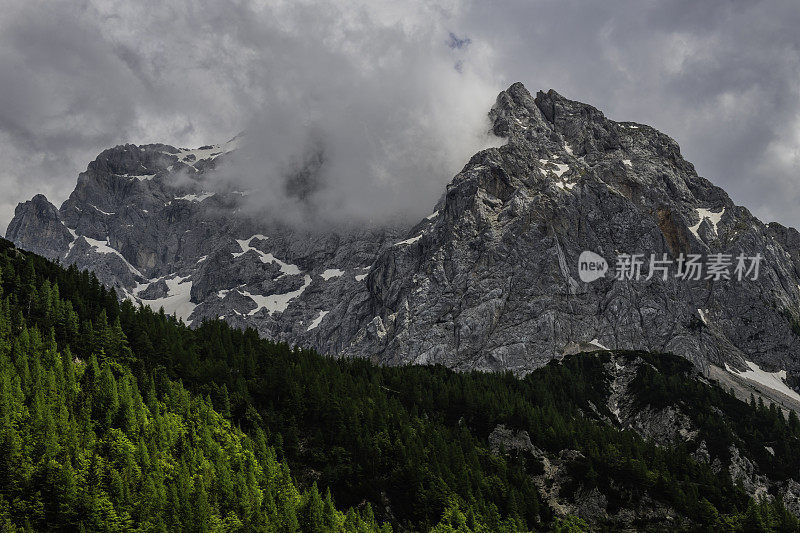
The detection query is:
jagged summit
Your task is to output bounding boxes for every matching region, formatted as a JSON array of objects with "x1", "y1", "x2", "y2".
[
  {"x1": 8, "y1": 85, "x2": 800, "y2": 397},
  {"x1": 6, "y1": 193, "x2": 73, "y2": 259}
]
